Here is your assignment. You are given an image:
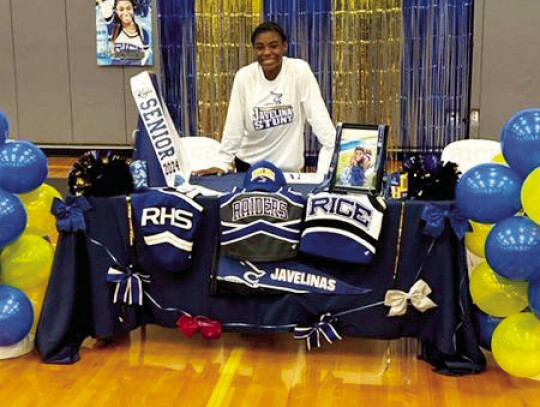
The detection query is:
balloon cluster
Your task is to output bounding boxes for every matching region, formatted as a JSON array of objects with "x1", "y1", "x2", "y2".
[
  {"x1": 456, "y1": 108, "x2": 540, "y2": 378},
  {"x1": 0, "y1": 110, "x2": 60, "y2": 358}
]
